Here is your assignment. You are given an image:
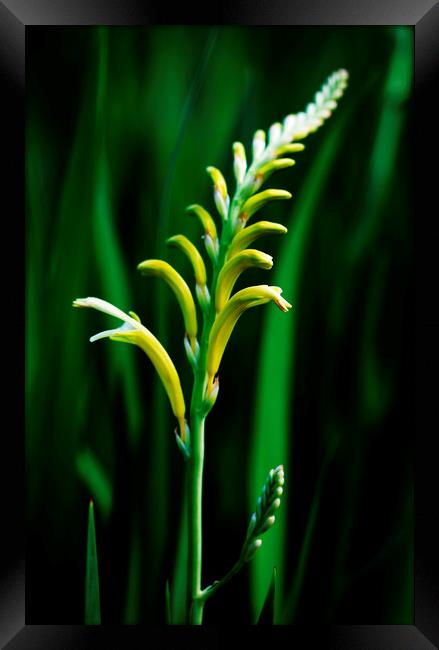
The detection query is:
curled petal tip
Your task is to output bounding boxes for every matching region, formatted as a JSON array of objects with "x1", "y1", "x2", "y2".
[
  {"x1": 276, "y1": 297, "x2": 292, "y2": 312},
  {"x1": 128, "y1": 310, "x2": 141, "y2": 322},
  {"x1": 73, "y1": 295, "x2": 186, "y2": 432},
  {"x1": 207, "y1": 285, "x2": 293, "y2": 382}
]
